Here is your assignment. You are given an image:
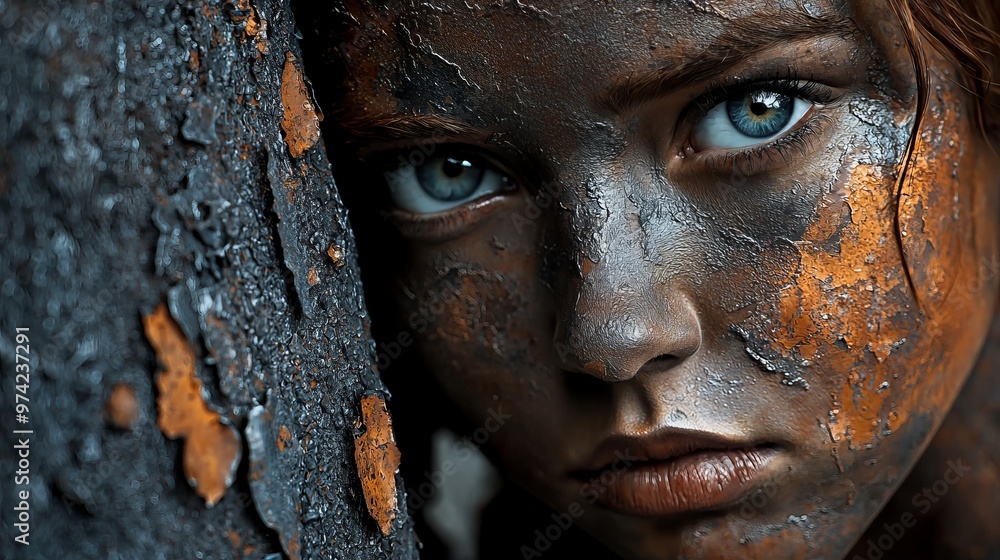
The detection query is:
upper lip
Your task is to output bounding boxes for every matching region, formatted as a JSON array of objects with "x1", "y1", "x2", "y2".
[{"x1": 575, "y1": 427, "x2": 775, "y2": 475}]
